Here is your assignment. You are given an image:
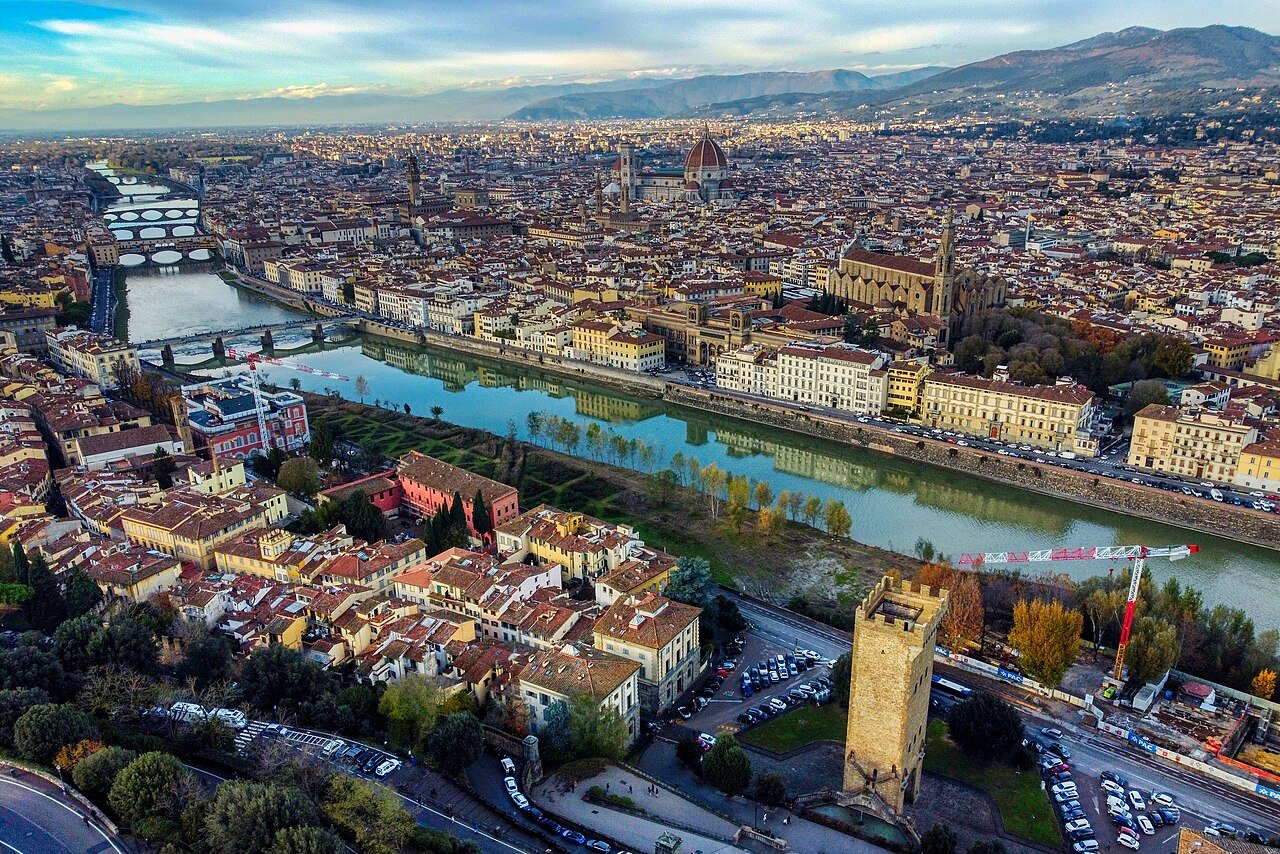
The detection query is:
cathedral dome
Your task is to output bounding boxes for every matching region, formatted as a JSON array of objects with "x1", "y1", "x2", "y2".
[
  {"x1": 684, "y1": 180, "x2": 701, "y2": 190},
  {"x1": 684, "y1": 133, "x2": 727, "y2": 172}
]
